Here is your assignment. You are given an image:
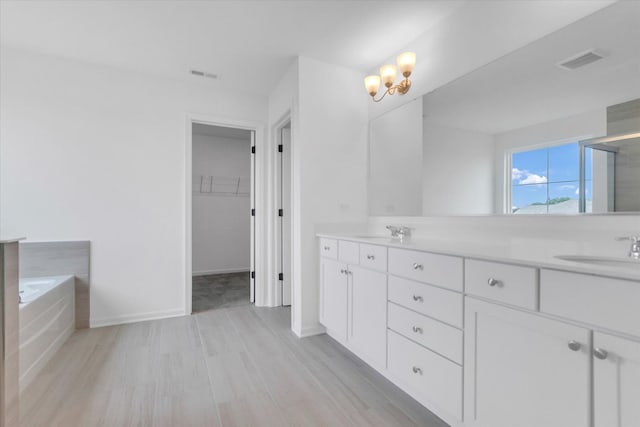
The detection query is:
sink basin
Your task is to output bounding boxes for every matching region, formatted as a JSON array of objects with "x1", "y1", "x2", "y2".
[{"x1": 555, "y1": 255, "x2": 640, "y2": 270}]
